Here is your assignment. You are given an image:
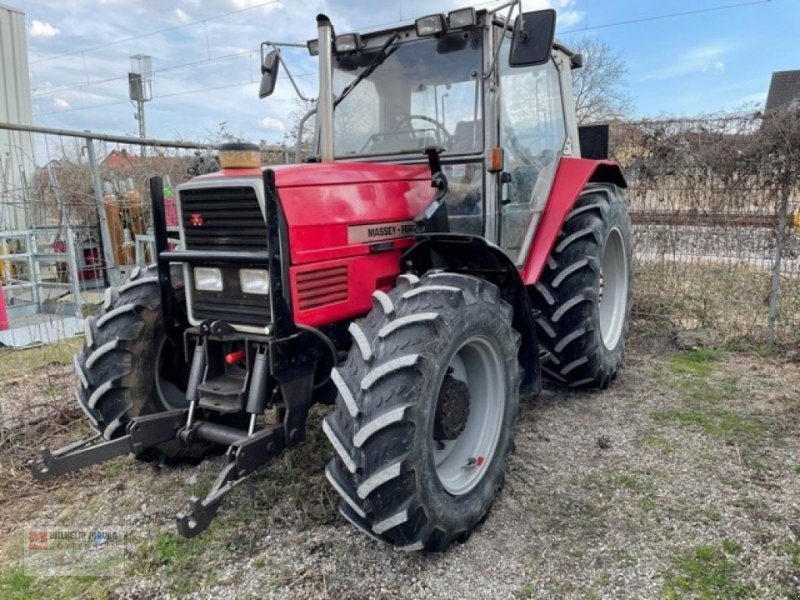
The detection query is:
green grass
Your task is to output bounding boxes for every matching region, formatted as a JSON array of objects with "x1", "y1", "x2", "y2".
[
  {"x1": 652, "y1": 407, "x2": 764, "y2": 441},
  {"x1": 640, "y1": 434, "x2": 677, "y2": 454},
  {"x1": 516, "y1": 582, "x2": 536, "y2": 599},
  {"x1": 0, "y1": 337, "x2": 82, "y2": 378},
  {"x1": 662, "y1": 543, "x2": 754, "y2": 599},
  {"x1": 0, "y1": 569, "x2": 34, "y2": 600},
  {"x1": 668, "y1": 348, "x2": 723, "y2": 376},
  {"x1": 653, "y1": 351, "x2": 766, "y2": 445},
  {"x1": 0, "y1": 568, "x2": 110, "y2": 600},
  {"x1": 779, "y1": 541, "x2": 800, "y2": 570},
  {"x1": 131, "y1": 532, "x2": 217, "y2": 596}
]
